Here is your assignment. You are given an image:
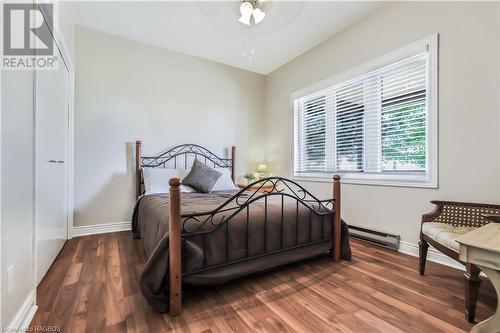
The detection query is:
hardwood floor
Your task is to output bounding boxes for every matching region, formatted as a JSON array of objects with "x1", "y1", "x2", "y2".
[{"x1": 30, "y1": 231, "x2": 496, "y2": 333}]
